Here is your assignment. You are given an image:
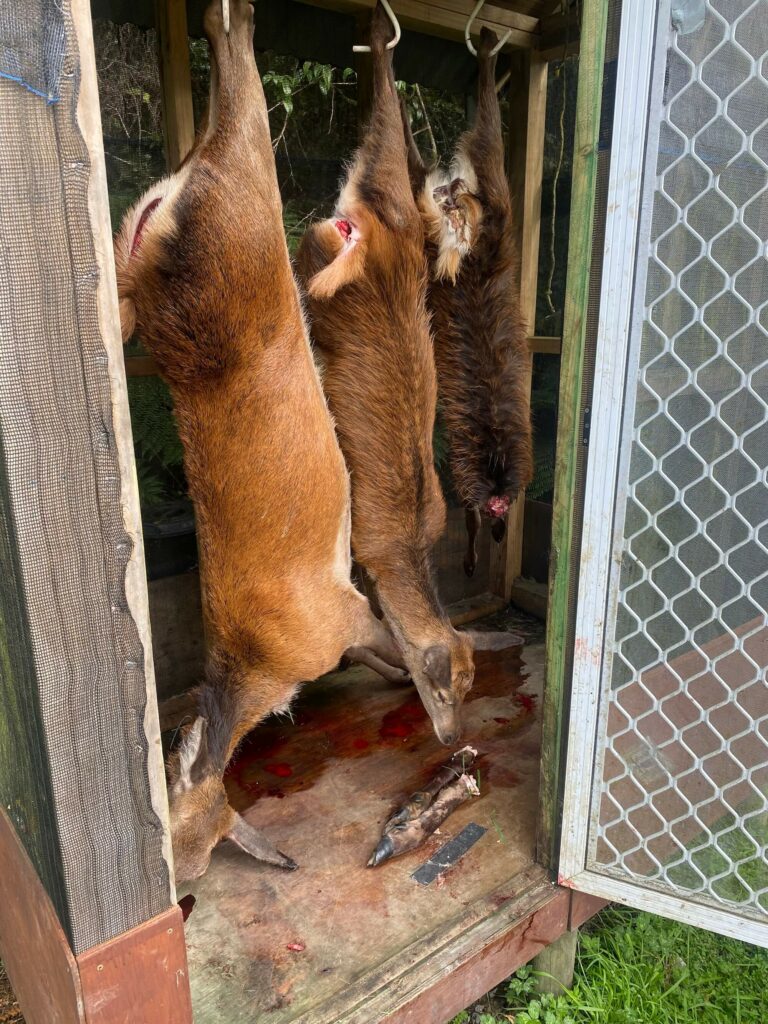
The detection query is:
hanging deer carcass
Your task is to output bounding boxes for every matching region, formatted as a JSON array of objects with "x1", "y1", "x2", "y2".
[
  {"x1": 114, "y1": 0, "x2": 404, "y2": 883},
  {"x1": 403, "y1": 28, "x2": 534, "y2": 576},
  {"x1": 296, "y1": 4, "x2": 517, "y2": 748}
]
